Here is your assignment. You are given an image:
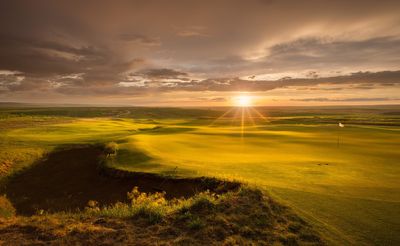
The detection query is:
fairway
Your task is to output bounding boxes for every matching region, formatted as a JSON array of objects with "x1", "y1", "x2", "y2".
[
  {"x1": 114, "y1": 119, "x2": 400, "y2": 244},
  {"x1": 1, "y1": 106, "x2": 399, "y2": 245}
]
